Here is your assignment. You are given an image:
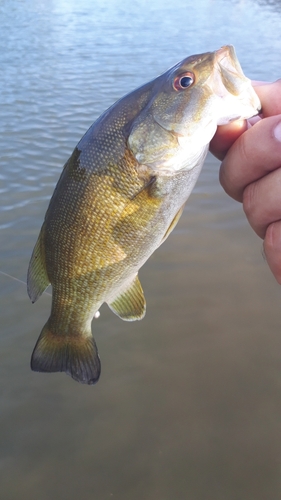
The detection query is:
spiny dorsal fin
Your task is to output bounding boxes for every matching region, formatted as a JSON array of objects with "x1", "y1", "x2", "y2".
[
  {"x1": 108, "y1": 275, "x2": 146, "y2": 321},
  {"x1": 27, "y1": 224, "x2": 50, "y2": 303}
]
